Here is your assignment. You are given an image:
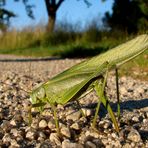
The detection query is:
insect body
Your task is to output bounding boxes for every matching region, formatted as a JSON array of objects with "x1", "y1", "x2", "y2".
[{"x1": 30, "y1": 34, "x2": 148, "y2": 134}]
